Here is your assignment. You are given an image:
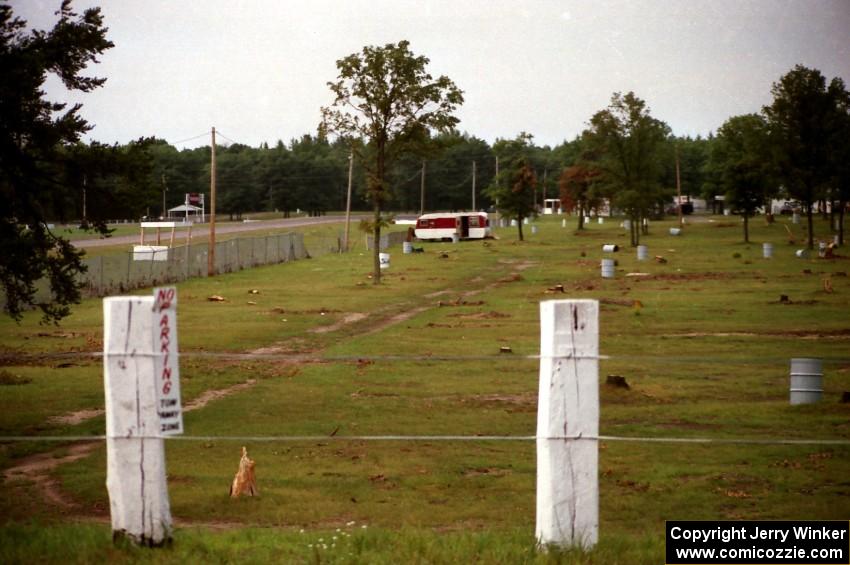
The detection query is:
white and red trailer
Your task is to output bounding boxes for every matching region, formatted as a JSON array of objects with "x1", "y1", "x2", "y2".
[{"x1": 414, "y1": 212, "x2": 491, "y2": 241}]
